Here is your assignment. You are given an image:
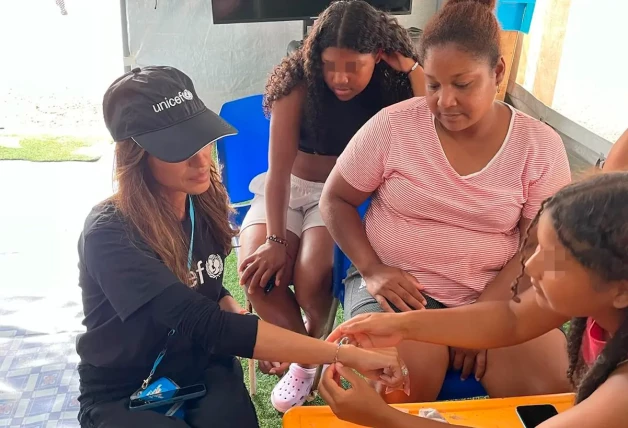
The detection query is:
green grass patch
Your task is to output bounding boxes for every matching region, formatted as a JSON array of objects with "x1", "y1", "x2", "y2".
[
  {"x1": 0, "y1": 135, "x2": 108, "y2": 162},
  {"x1": 223, "y1": 252, "x2": 338, "y2": 427}
]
